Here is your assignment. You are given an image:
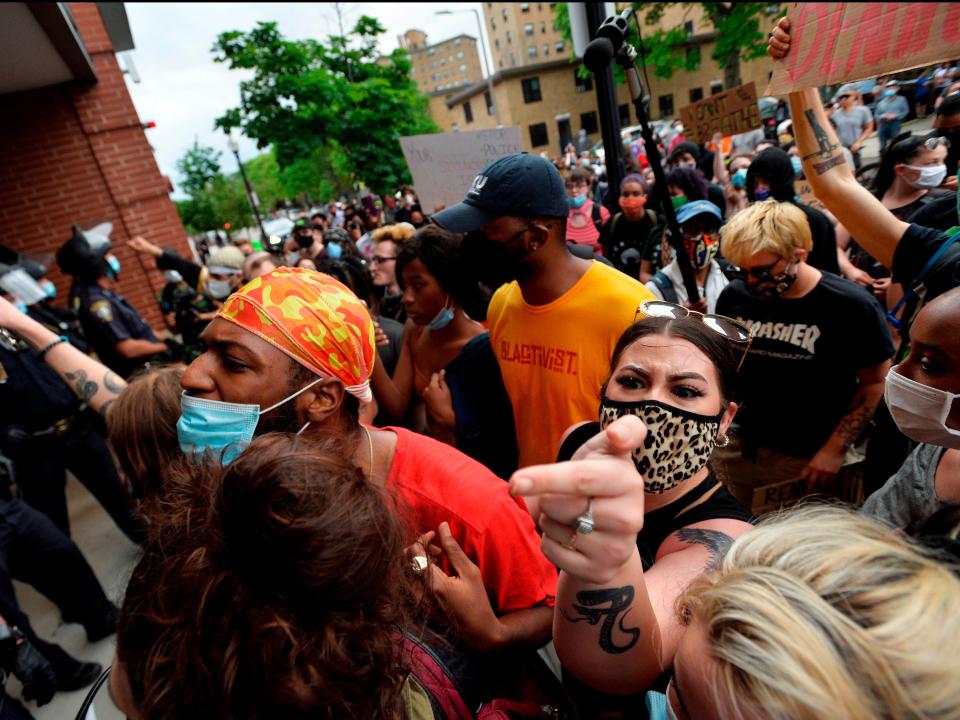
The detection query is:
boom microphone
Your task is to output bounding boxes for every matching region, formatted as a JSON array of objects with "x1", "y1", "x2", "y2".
[{"x1": 582, "y1": 8, "x2": 632, "y2": 72}]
